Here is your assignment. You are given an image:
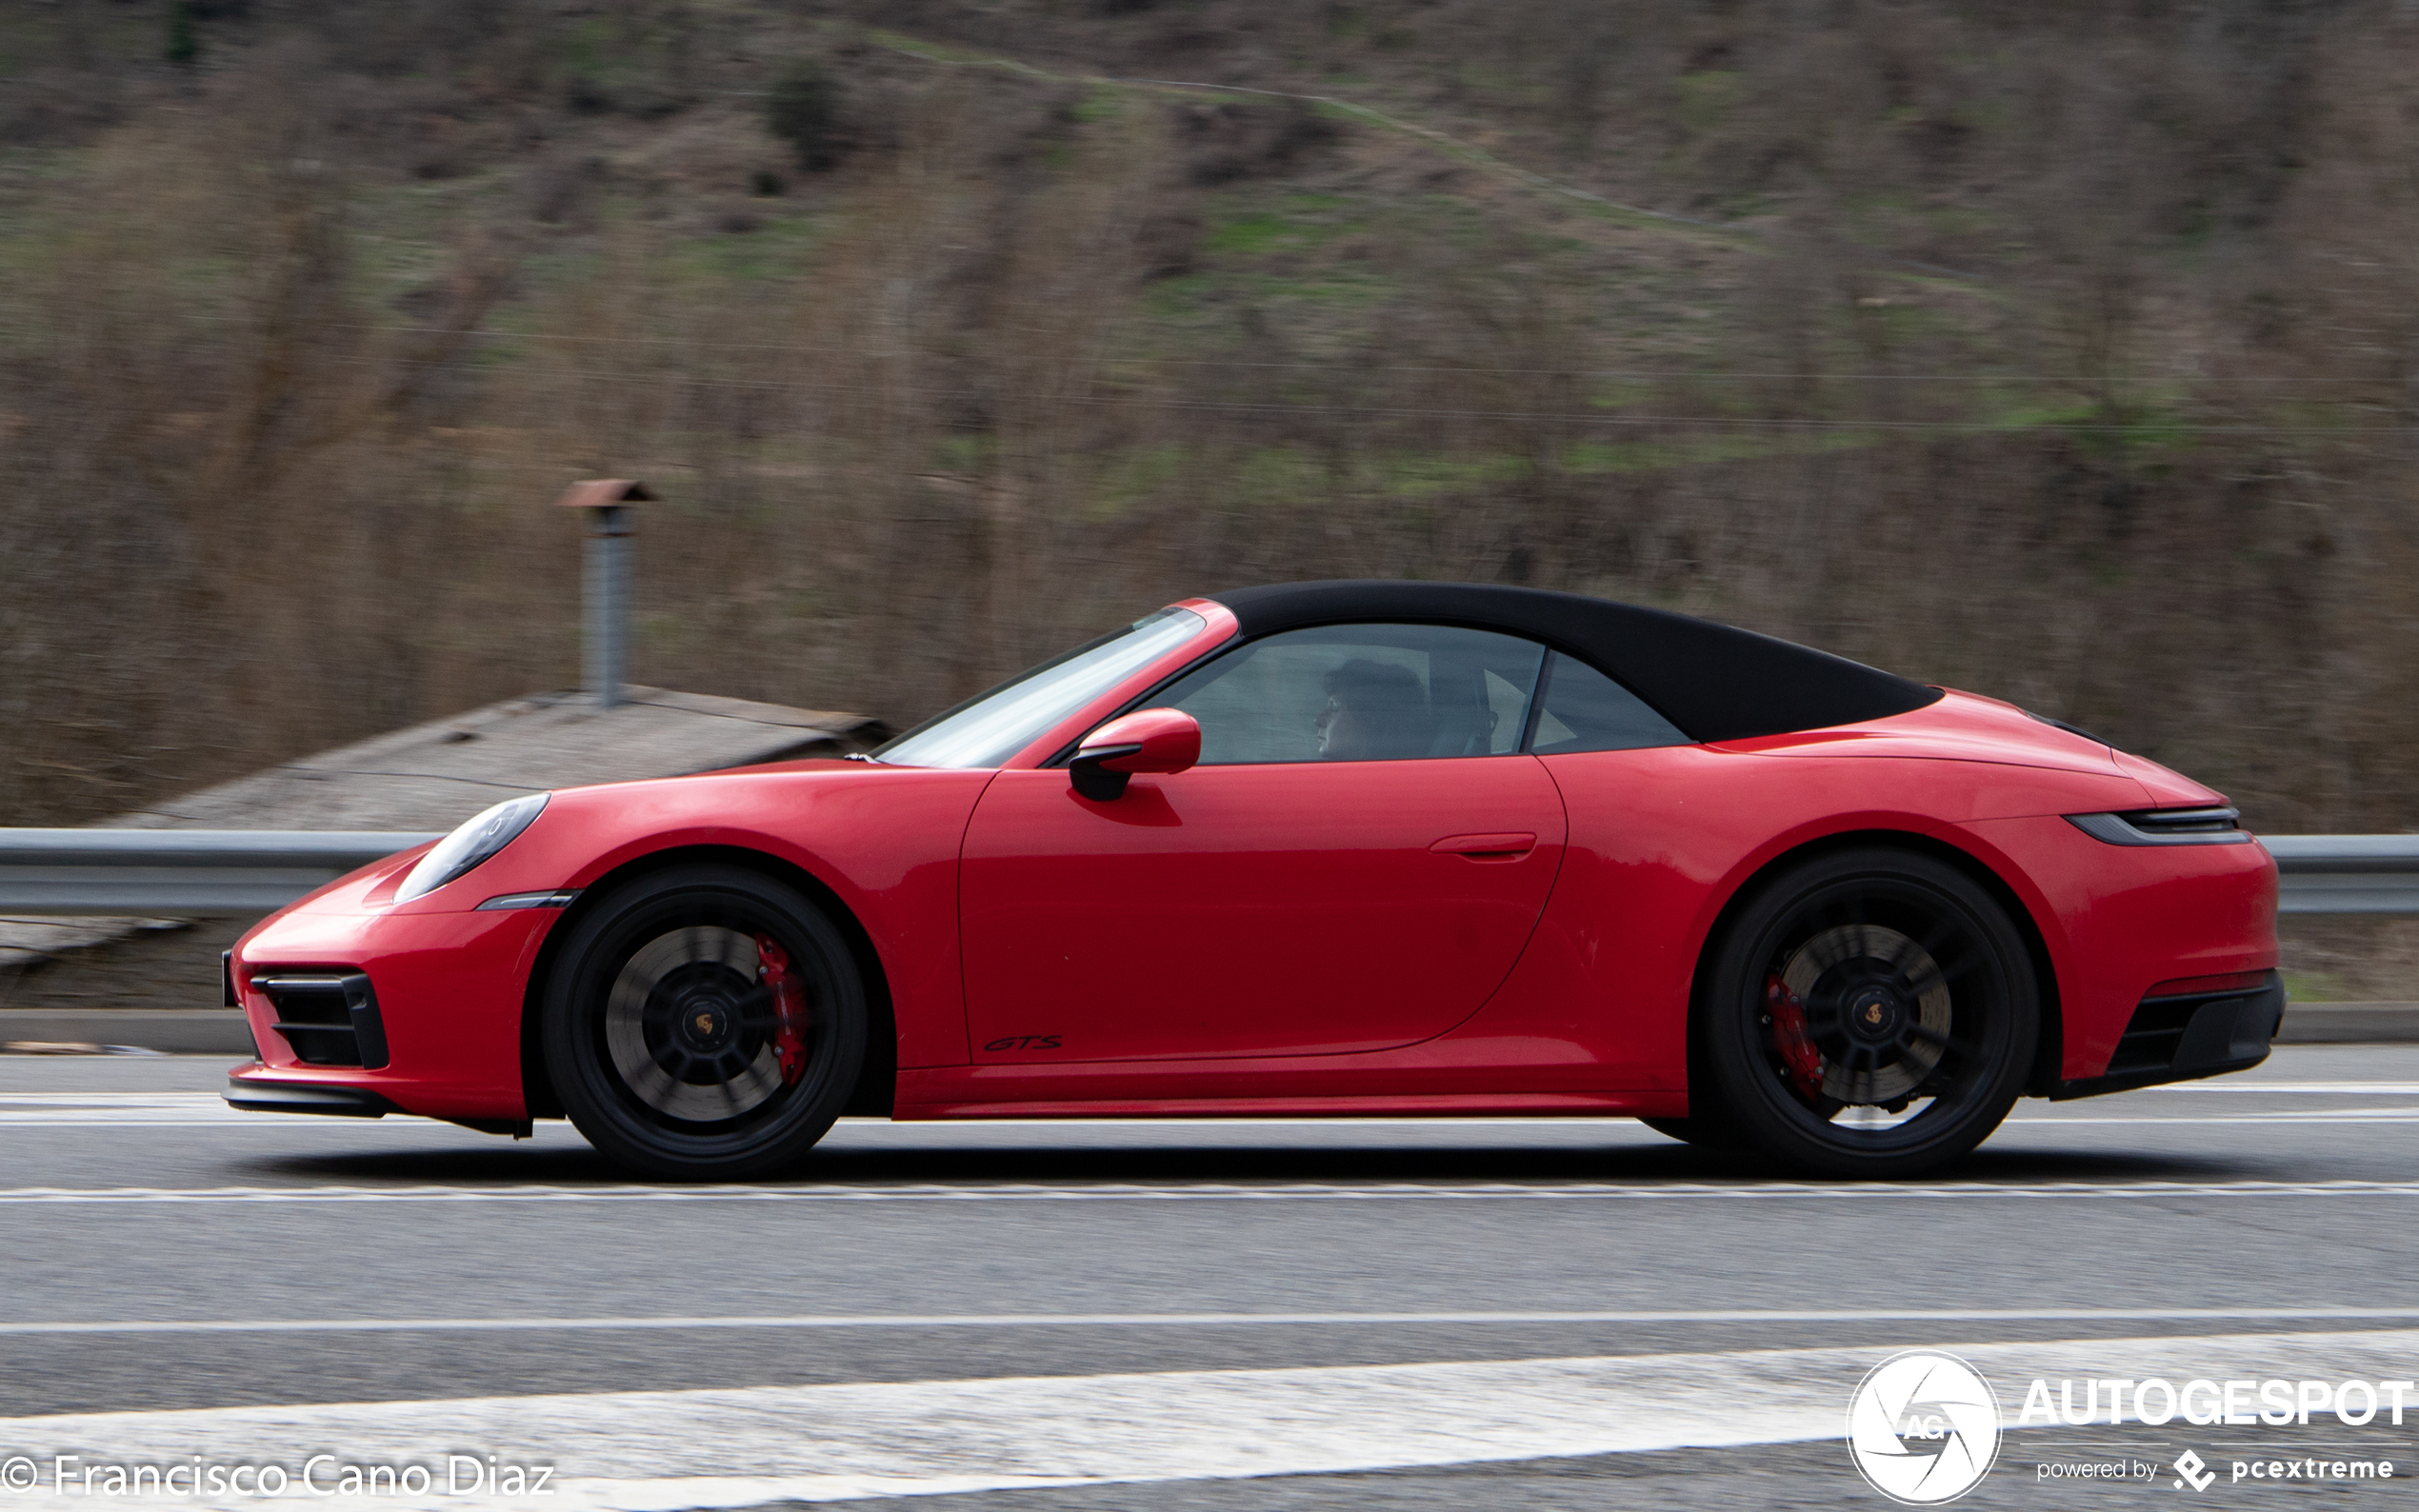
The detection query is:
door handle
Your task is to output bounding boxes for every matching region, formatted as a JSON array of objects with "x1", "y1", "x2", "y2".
[{"x1": 1429, "y1": 832, "x2": 1537, "y2": 860}]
